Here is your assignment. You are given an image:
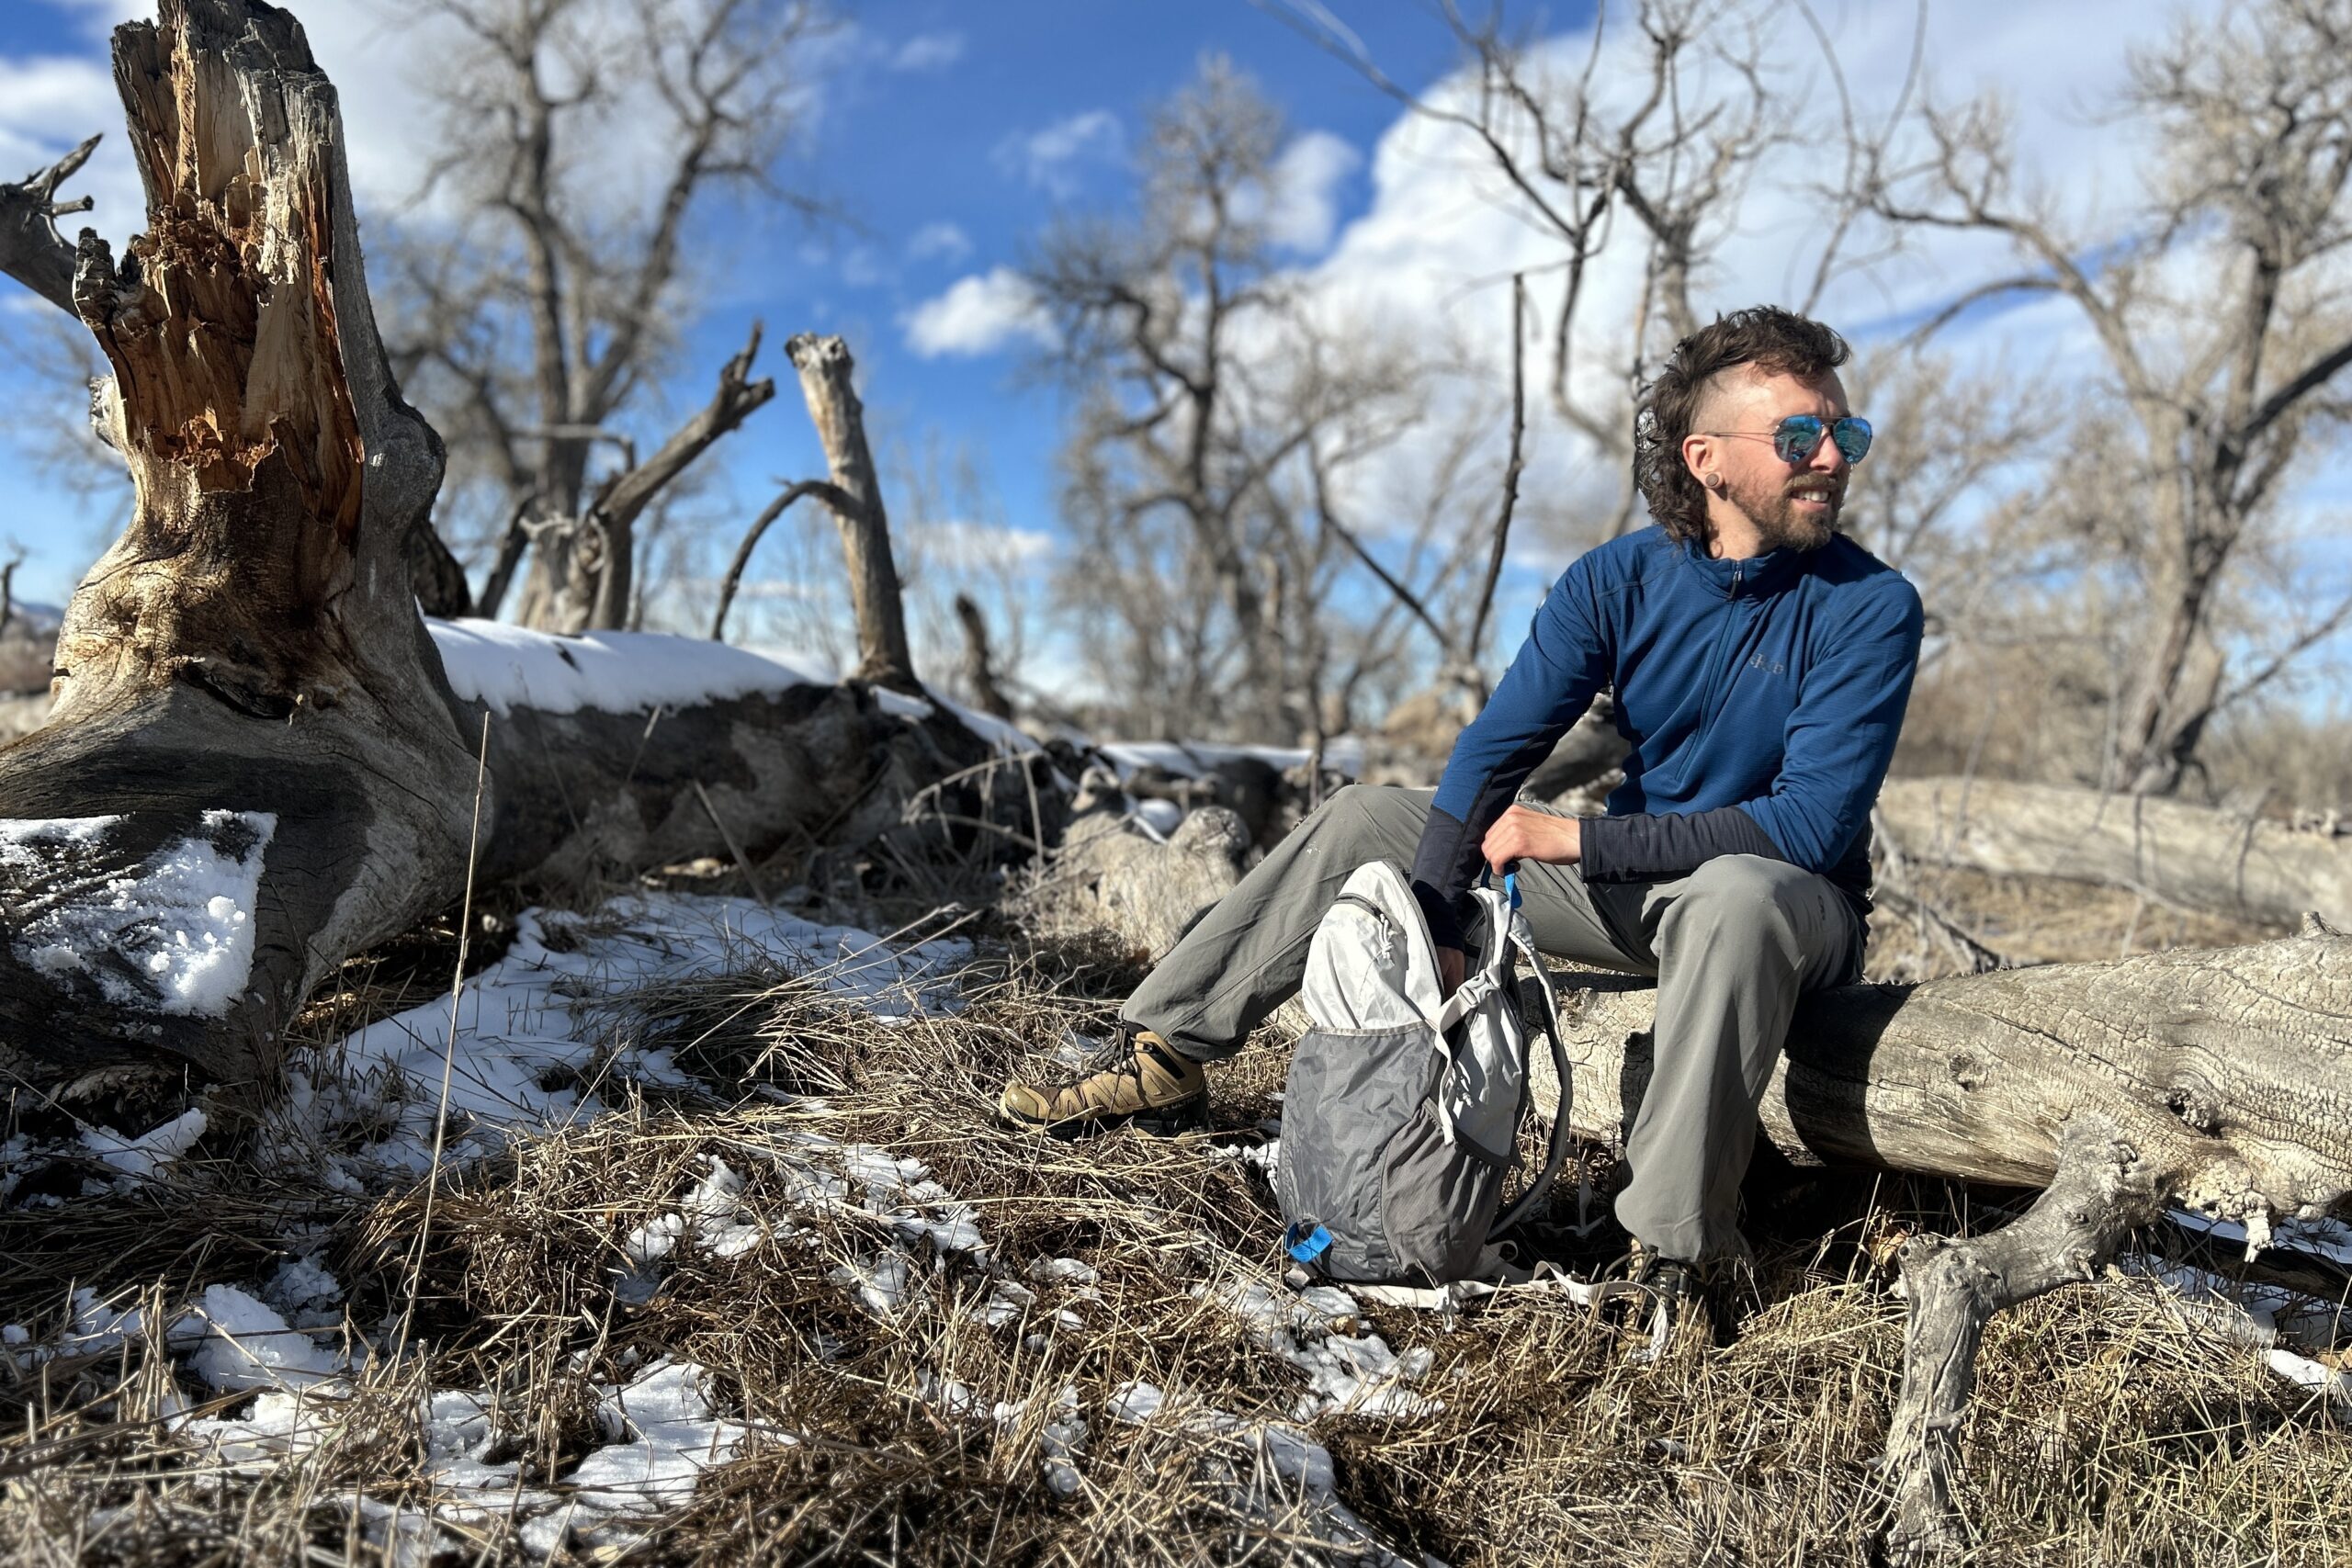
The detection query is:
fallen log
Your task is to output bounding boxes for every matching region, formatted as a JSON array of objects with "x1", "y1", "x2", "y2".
[
  {"x1": 1875, "y1": 775, "x2": 2349, "y2": 930},
  {"x1": 1531, "y1": 924, "x2": 2350, "y2": 1220},
  {"x1": 0, "y1": 0, "x2": 1010, "y2": 1095},
  {"x1": 1526, "y1": 919, "x2": 2352, "y2": 1556},
  {"x1": 1019, "y1": 806, "x2": 1254, "y2": 960}
]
